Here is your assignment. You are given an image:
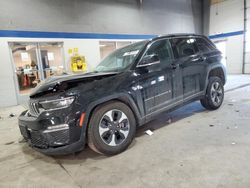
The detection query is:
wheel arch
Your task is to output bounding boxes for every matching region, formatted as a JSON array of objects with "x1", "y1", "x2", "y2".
[
  {"x1": 84, "y1": 94, "x2": 143, "y2": 132},
  {"x1": 208, "y1": 67, "x2": 226, "y2": 85}
]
